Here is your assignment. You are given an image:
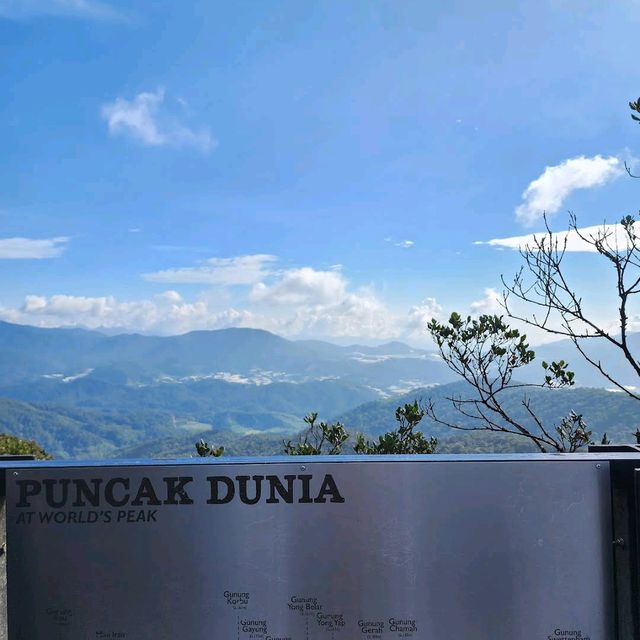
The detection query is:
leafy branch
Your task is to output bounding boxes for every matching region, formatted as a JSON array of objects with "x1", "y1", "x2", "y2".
[
  {"x1": 283, "y1": 413, "x2": 349, "y2": 455},
  {"x1": 425, "y1": 313, "x2": 592, "y2": 453},
  {"x1": 353, "y1": 401, "x2": 437, "y2": 454}
]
